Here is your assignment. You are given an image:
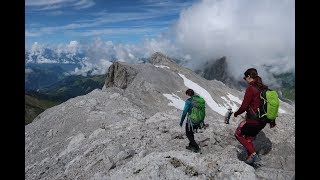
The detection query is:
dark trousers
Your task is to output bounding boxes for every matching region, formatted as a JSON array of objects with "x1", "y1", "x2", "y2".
[{"x1": 186, "y1": 123, "x2": 200, "y2": 150}]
